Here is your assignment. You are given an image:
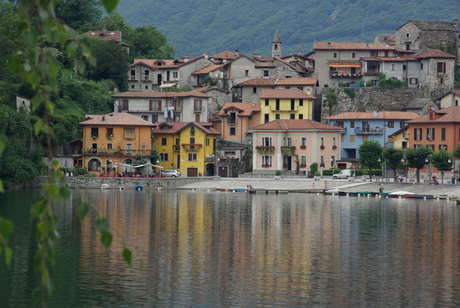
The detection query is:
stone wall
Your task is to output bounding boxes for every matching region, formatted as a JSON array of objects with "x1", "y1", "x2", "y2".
[
  {"x1": 28, "y1": 176, "x2": 222, "y2": 190},
  {"x1": 321, "y1": 87, "x2": 435, "y2": 120}
]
